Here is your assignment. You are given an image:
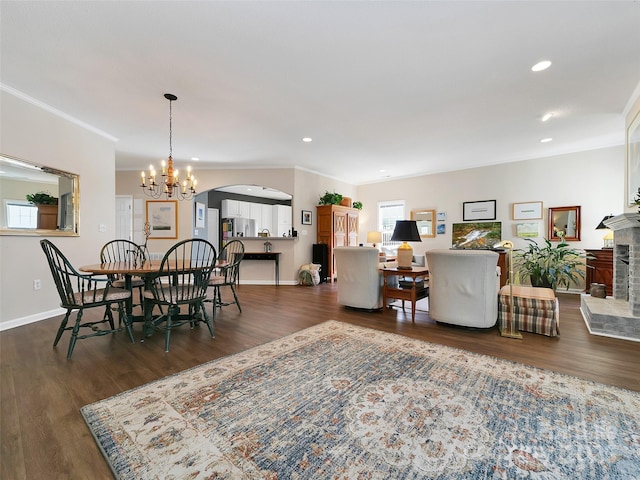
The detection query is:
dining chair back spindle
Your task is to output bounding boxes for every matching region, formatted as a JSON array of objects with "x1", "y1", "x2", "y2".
[
  {"x1": 40, "y1": 239, "x2": 134, "y2": 359},
  {"x1": 142, "y1": 238, "x2": 217, "y2": 352}
]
